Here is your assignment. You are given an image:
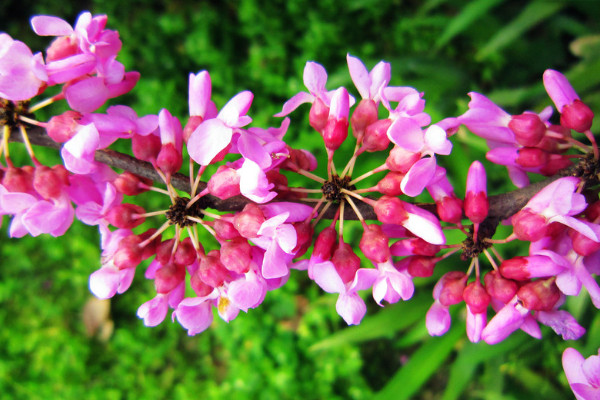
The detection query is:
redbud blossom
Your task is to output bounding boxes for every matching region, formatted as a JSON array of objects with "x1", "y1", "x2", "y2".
[{"x1": 465, "y1": 161, "x2": 488, "y2": 224}]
